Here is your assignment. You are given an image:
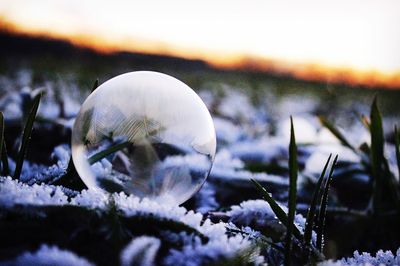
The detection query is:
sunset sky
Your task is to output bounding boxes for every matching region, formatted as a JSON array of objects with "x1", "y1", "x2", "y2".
[{"x1": 1, "y1": 0, "x2": 400, "y2": 86}]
